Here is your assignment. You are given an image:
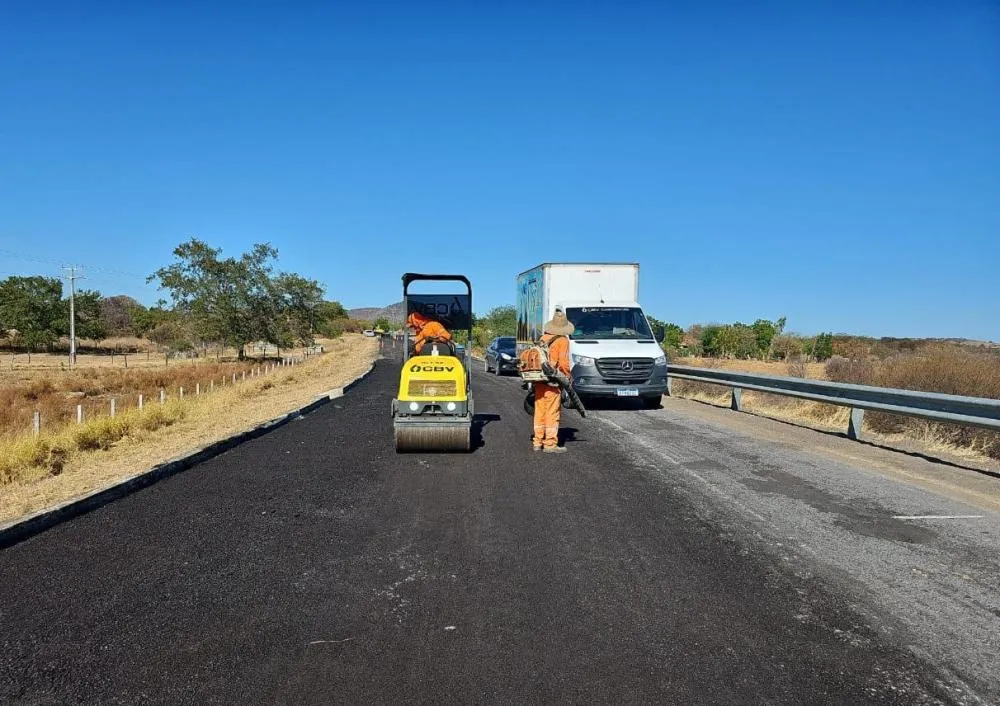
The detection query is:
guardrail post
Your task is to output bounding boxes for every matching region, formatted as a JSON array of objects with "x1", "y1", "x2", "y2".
[
  {"x1": 848, "y1": 407, "x2": 865, "y2": 441},
  {"x1": 731, "y1": 387, "x2": 743, "y2": 412}
]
